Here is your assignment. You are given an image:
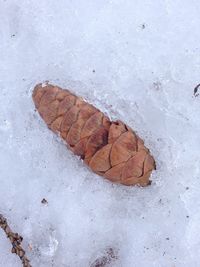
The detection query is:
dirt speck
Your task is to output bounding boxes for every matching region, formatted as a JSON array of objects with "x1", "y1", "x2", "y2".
[
  {"x1": 153, "y1": 81, "x2": 162, "y2": 91},
  {"x1": 41, "y1": 198, "x2": 48, "y2": 204},
  {"x1": 141, "y1": 23, "x2": 146, "y2": 29}
]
